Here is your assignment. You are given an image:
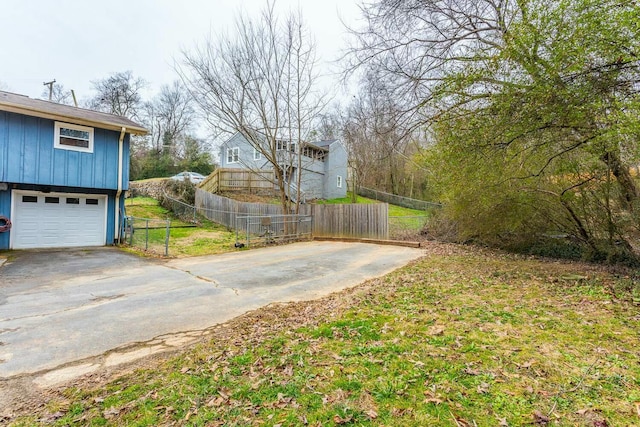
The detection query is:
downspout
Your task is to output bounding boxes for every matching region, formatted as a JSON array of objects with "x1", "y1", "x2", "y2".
[{"x1": 115, "y1": 127, "x2": 126, "y2": 242}]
